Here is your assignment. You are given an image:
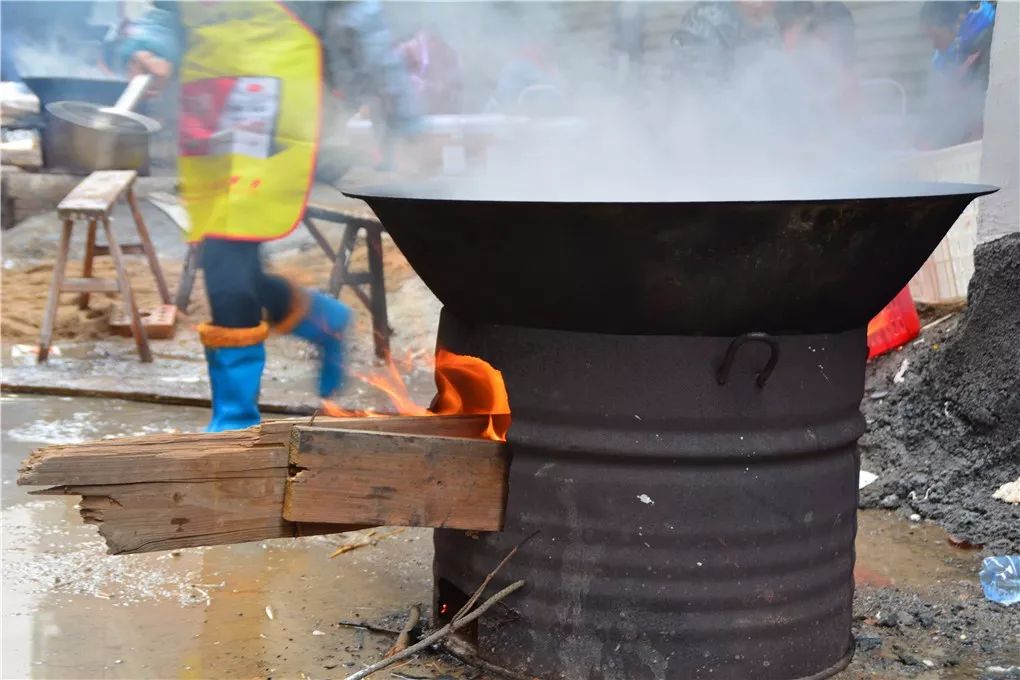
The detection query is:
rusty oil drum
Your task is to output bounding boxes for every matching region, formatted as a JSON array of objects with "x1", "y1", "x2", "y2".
[{"x1": 434, "y1": 312, "x2": 866, "y2": 680}]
